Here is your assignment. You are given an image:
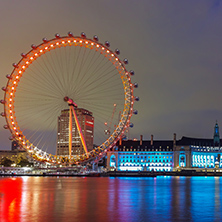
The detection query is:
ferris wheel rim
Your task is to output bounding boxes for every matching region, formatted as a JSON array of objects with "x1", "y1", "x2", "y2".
[{"x1": 3, "y1": 33, "x2": 134, "y2": 164}]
